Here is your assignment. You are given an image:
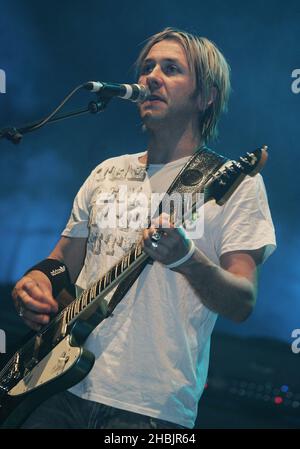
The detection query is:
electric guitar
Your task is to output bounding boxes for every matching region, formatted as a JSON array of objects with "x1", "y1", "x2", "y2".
[{"x1": 0, "y1": 146, "x2": 268, "y2": 427}]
